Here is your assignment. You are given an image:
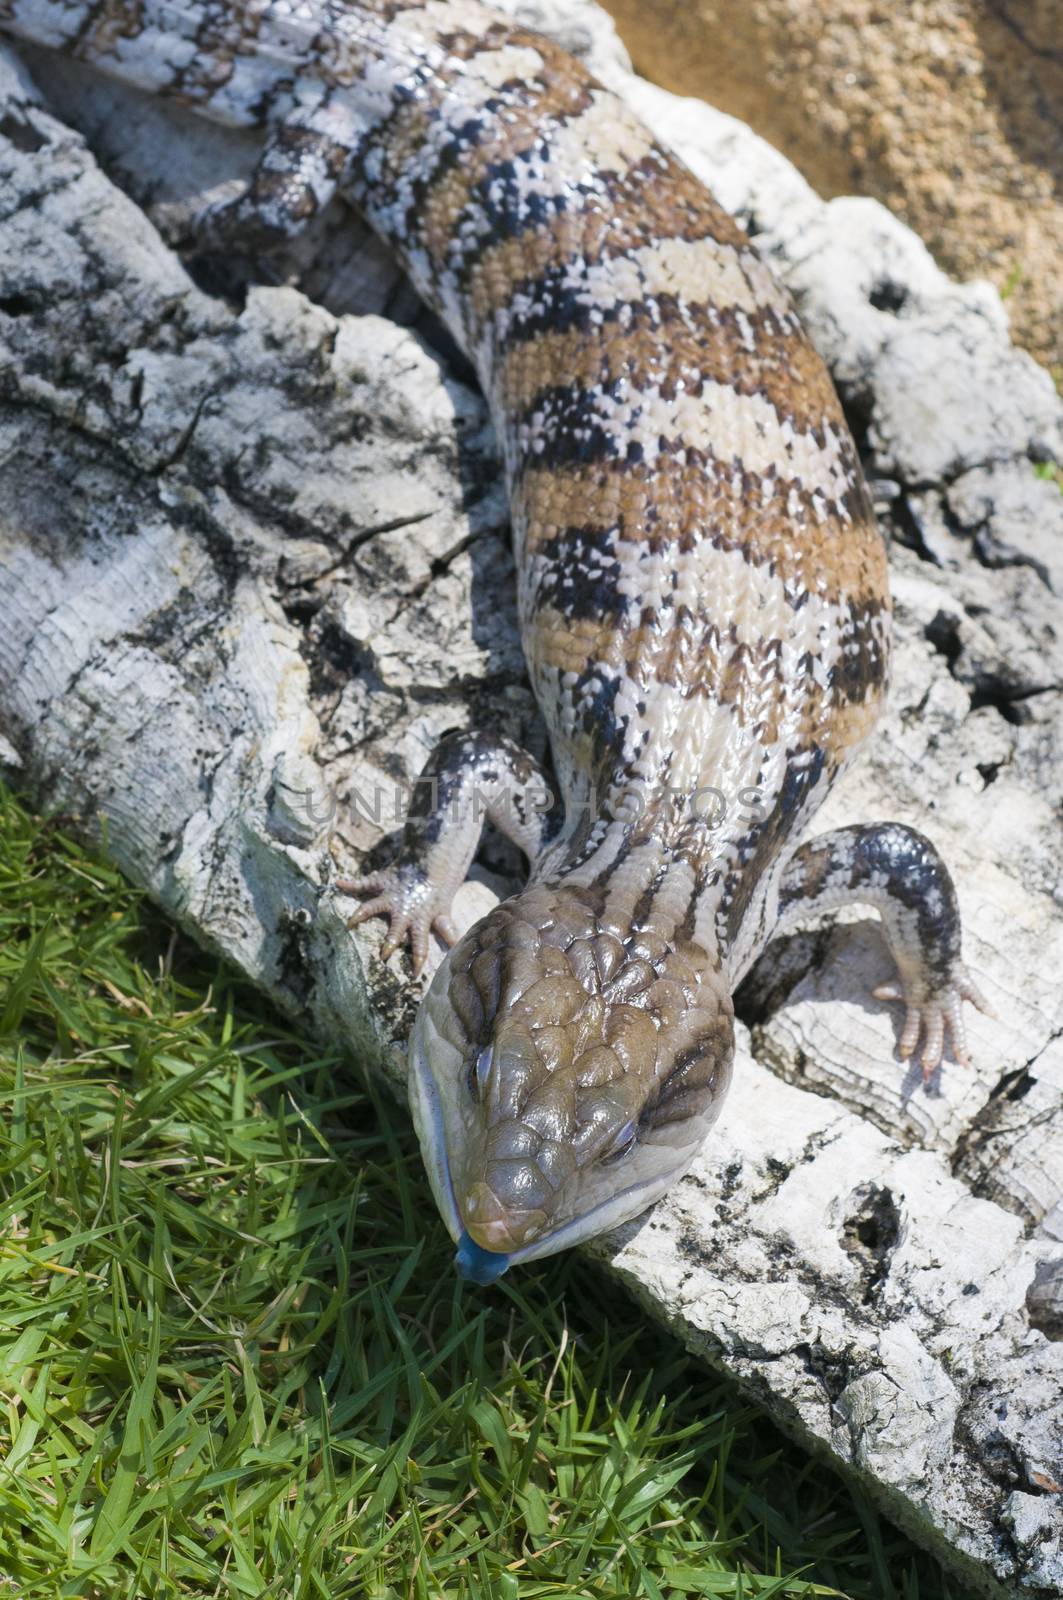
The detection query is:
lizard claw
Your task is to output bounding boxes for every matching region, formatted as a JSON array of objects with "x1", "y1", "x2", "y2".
[
  {"x1": 873, "y1": 964, "x2": 995, "y2": 1082},
  {"x1": 336, "y1": 869, "x2": 455, "y2": 978}
]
